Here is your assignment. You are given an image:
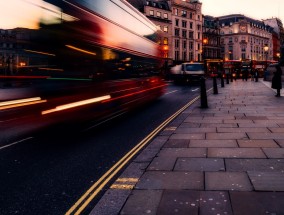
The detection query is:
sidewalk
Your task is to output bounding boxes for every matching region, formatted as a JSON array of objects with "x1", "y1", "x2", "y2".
[{"x1": 91, "y1": 79, "x2": 284, "y2": 215}]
